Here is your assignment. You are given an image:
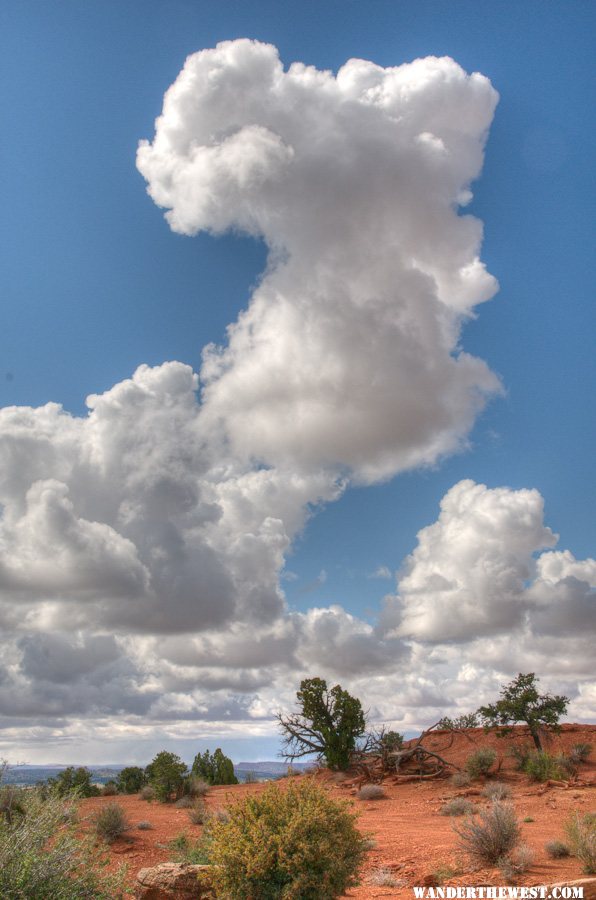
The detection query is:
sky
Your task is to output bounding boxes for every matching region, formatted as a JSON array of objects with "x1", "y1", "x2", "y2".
[{"x1": 0, "y1": 0, "x2": 594, "y2": 766}]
